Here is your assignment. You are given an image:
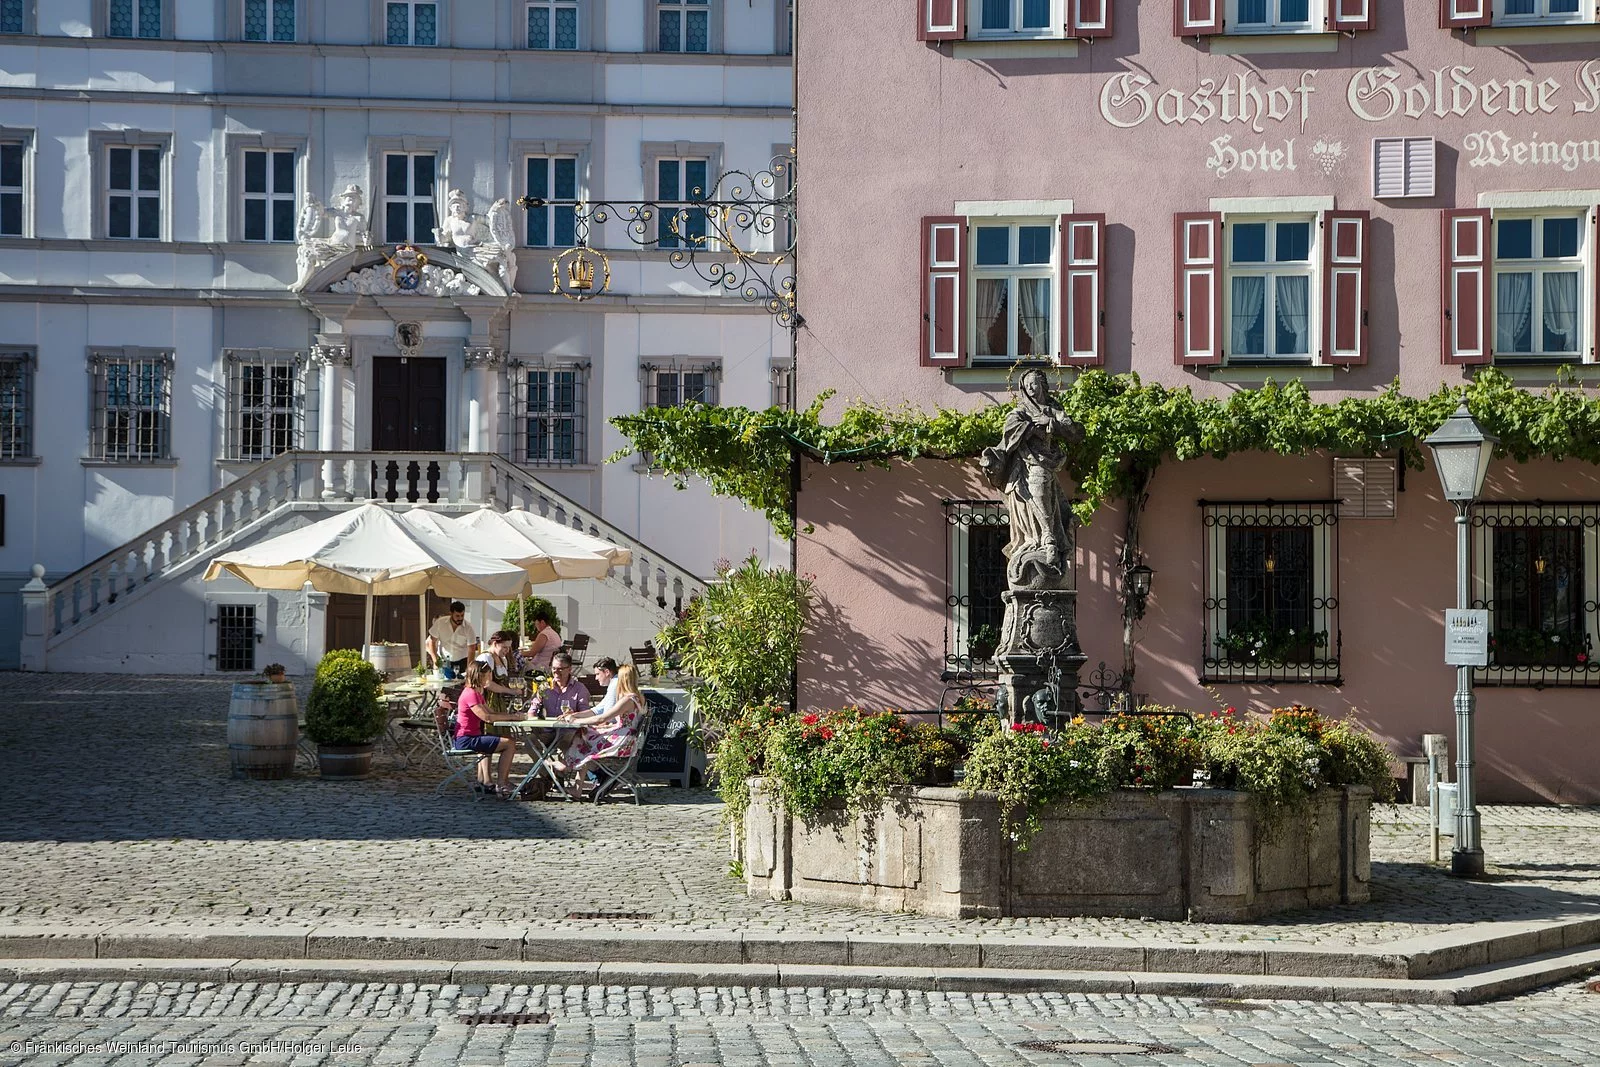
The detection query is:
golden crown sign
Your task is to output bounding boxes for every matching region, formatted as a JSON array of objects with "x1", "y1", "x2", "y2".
[{"x1": 551, "y1": 246, "x2": 610, "y2": 302}]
